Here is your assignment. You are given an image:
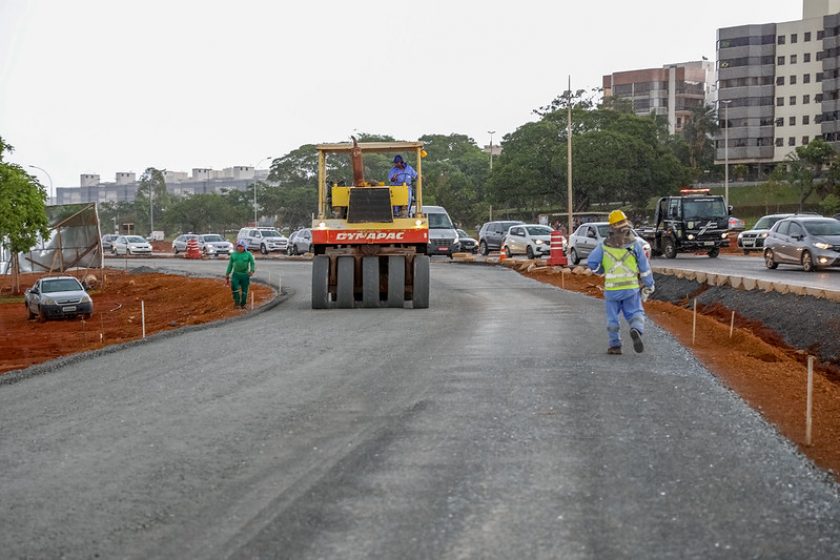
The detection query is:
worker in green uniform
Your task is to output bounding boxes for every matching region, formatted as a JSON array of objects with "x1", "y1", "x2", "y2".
[{"x1": 225, "y1": 239, "x2": 256, "y2": 309}]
